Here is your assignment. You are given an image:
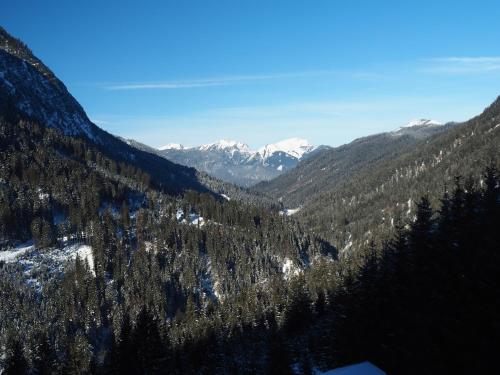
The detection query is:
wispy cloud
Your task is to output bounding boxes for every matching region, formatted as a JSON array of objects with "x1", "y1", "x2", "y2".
[
  {"x1": 422, "y1": 57, "x2": 500, "y2": 74},
  {"x1": 101, "y1": 69, "x2": 376, "y2": 90}
]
